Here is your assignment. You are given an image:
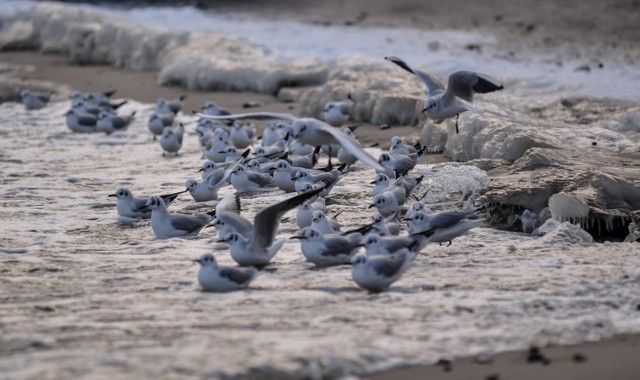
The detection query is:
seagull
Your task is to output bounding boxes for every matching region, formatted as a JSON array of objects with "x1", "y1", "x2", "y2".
[
  {"x1": 108, "y1": 188, "x2": 184, "y2": 219},
  {"x1": 389, "y1": 136, "x2": 418, "y2": 155},
  {"x1": 377, "y1": 152, "x2": 421, "y2": 177},
  {"x1": 148, "y1": 112, "x2": 174, "y2": 139},
  {"x1": 358, "y1": 233, "x2": 428, "y2": 256},
  {"x1": 195, "y1": 112, "x2": 385, "y2": 172},
  {"x1": 229, "y1": 165, "x2": 278, "y2": 193},
  {"x1": 194, "y1": 253, "x2": 260, "y2": 292},
  {"x1": 229, "y1": 121, "x2": 255, "y2": 149},
  {"x1": 21, "y1": 89, "x2": 54, "y2": 110},
  {"x1": 296, "y1": 197, "x2": 326, "y2": 229},
  {"x1": 404, "y1": 208, "x2": 483, "y2": 245},
  {"x1": 202, "y1": 100, "x2": 231, "y2": 116},
  {"x1": 369, "y1": 181, "x2": 407, "y2": 218},
  {"x1": 156, "y1": 95, "x2": 186, "y2": 114},
  {"x1": 385, "y1": 56, "x2": 504, "y2": 133},
  {"x1": 322, "y1": 94, "x2": 353, "y2": 126},
  {"x1": 216, "y1": 185, "x2": 325, "y2": 266},
  {"x1": 262, "y1": 122, "x2": 288, "y2": 147},
  {"x1": 146, "y1": 196, "x2": 214, "y2": 239},
  {"x1": 65, "y1": 109, "x2": 97, "y2": 133},
  {"x1": 293, "y1": 167, "x2": 343, "y2": 196},
  {"x1": 273, "y1": 160, "x2": 301, "y2": 192},
  {"x1": 96, "y1": 111, "x2": 136, "y2": 135},
  {"x1": 351, "y1": 249, "x2": 416, "y2": 292},
  {"x1": 337, "y1": 127, "x2": 361, "y2": 166},
  {"x1": 291, "y1": 227, "x2": 360, "y2": 267},
  {"x1": 517, "y1": 209, "x2": 540, "y2": 234},
  {"x1": 159, "y1": 125, "x2": 184, "y2": 156},
  {"x1": 310, "y1": 210, "x2": 341, "y2": 234},
  {"x1": 187, "y1": 158, "x2": 242, "y2": 201}
]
